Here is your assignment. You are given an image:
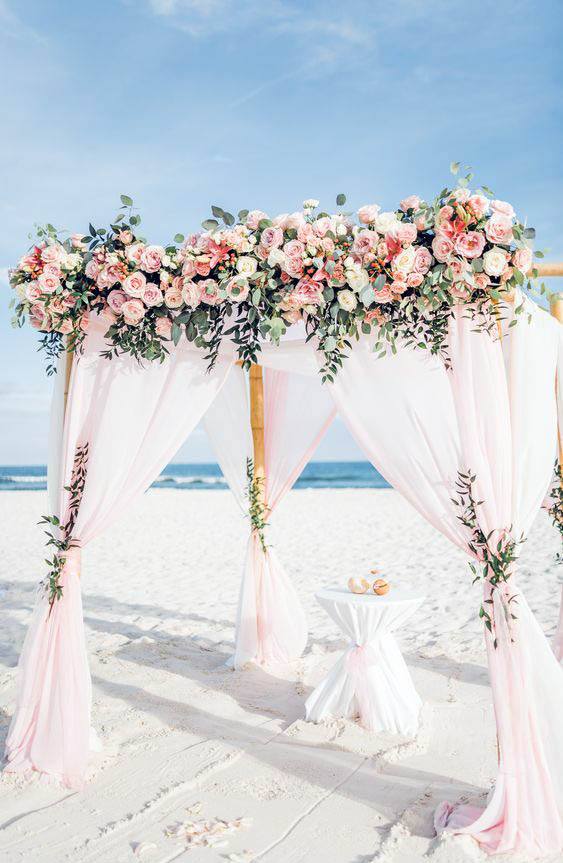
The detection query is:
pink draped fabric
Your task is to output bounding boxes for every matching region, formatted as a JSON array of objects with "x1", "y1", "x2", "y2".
[
  {"x1": 328, "y1": 294, "x2": 563, "y2": 856},
  {"x1": 205, "y1": 360, "x2": 335, "y2": 668},
  {"x1": 5, "y1": 316, "x2": 233, "y2": 787},
  {"x1": 554, "y1": 585, "x2": 563, "y2": 662}
]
